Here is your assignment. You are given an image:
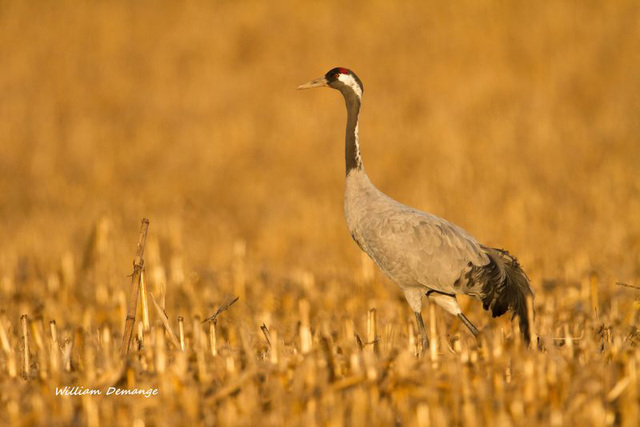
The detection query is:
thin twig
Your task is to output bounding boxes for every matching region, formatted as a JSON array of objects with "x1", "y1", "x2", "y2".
[
  {"x1": 121, "y1": 218, "x2": 150, "y2": 355},
  {"x1": 260, "y1": 324, "x2": 271, "y2": 347},
  {"x1": 202, "y1": 296, "x2": 240, "y2": 324},
  {"x1": 616, "y1": 281, "x2": 640, "y2": 291}
]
